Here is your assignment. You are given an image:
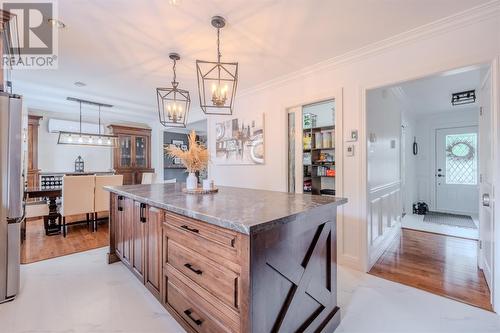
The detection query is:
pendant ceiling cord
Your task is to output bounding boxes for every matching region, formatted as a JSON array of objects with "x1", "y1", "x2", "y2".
[
  {"x1": 217, "y1": 27, "x2": 221, "y2": 63},
  {"x1": 172, "y1": 57, "x2": 177, "y2": 100},
  {"x1": 79, "y1": 100, "x2": 82, "y2": 135},
  {"x1": 217, "y1": 27, "x2": 221, "y2": 83},
  {"x1": 172, "y1": 57, "x2": 177, "y2": 85},
  {"x1": 98, "y1": 105, "x2": 101, "y2": 136}
]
